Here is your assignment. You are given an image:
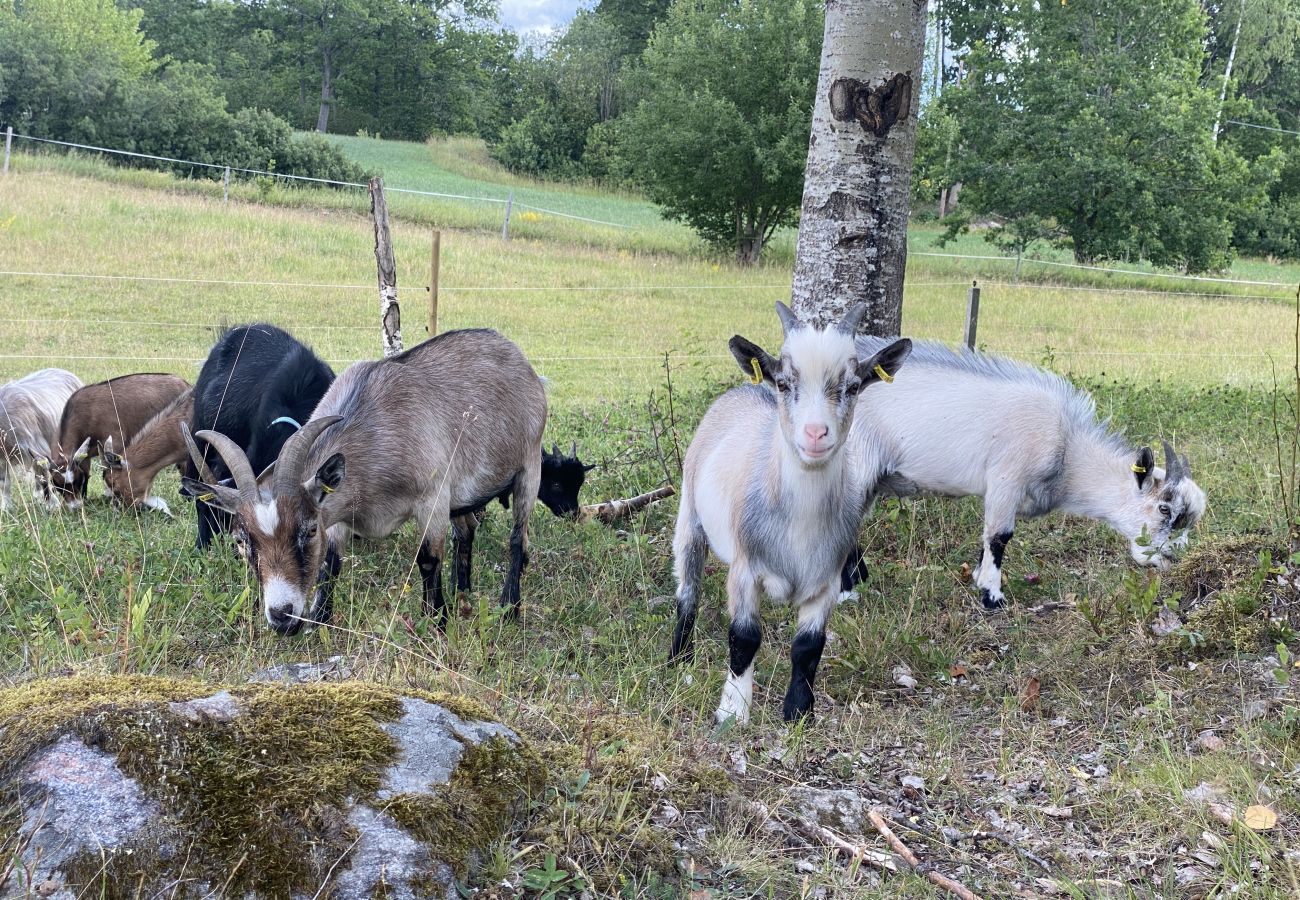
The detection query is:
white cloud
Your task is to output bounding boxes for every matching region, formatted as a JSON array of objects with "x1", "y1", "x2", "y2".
[{"x1": 498, "y1": 0, "x2": 590, "y2": 36}]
